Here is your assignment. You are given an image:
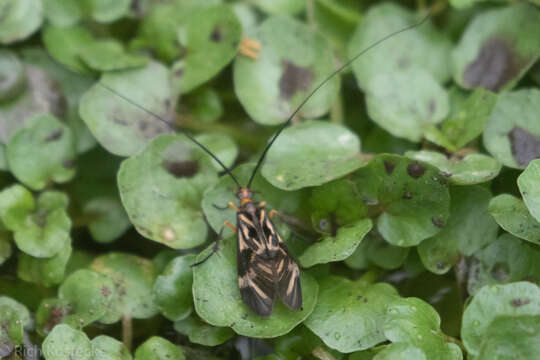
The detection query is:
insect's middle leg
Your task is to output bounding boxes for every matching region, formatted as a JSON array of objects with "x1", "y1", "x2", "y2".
[{"x1": 191, "y1": 221, "x2": 236, "y2": 267}]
